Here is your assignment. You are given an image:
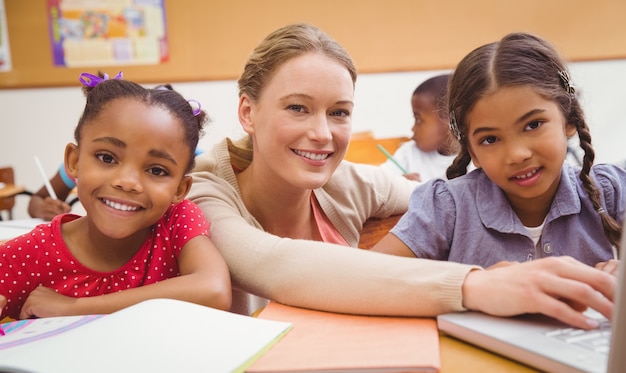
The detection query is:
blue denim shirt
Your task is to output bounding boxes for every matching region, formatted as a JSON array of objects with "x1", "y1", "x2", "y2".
[{"x1": 391, "y1": 163, "x2": 626, "y2": 267}]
